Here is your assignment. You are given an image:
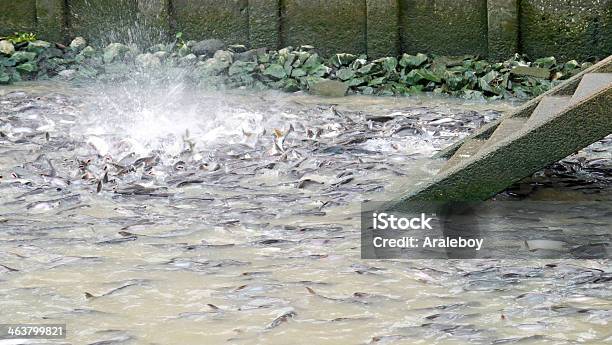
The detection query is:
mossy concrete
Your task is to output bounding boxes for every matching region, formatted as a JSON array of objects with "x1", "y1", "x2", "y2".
[
  {"x1": 36, "y1": 0, "x2": 66, "y2": 42},
  {"x1": 249, "y1": 0, "x2": 280, "y2": 49},
  {"x1": 366, "y1": 0, "x2": 399, "y2": 58},
  {"x1": 0, "y1": 0, "x2": 36, "y2": 37},
  {"x1": 520, "y1": 0, "x2": 612, "y2": 61},
  {"x1": 399, "y1": 0, "x2": 488, "y2": 56},
  {"x1": 487, "y1": 0, "x2": 518, "y2": 60},
  {"x1": 137, "y1": 0, "x2": 171, "y2": 43},
  {"x1": 68, "y1": 0, "x2": 139, "y2": 45},
  {"x1": 1, "y1": 0, "x2": 611, "y2": 59},
  {"x1": 282, "y1": 0, "x2": 367, "y2": 56},
  {"x1": 172, "y1": 0, "x2": 249, "y2": 45}
]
